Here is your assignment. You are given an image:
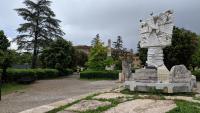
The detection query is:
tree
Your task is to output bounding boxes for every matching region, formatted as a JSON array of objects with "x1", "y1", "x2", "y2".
[
  {"x1": 164, "y1": 27, "x2": 198, "y2": 69},
  {"x1": 71, "y1": 50, "x2": 88, "y2": 67},
  {"x1": 15, "y1": 0, "x2": 64, "y2": 68},
  {"x1": 0, "y1": 30, "x2": 11, "y2": 101},
  {"x1": 137, "y1": 42, "x2": 147, "y2": 66},
  {"x1": 112, "y1": 36, "x2": 124, "y2": 70},
  {"x1": 87, "y1": 34, "x2": 107, "y2": 70},
  {"x1": 0, "y1": 31, "x2": 11, "y2": 81},
  {"x1": 112, "y1": 36, "x2": 123, "y2": 60},
  {"x1": 40, "y1": 38, "x2": 74, "y2": 70},
  {"x1": 190, "y1": 36, "x2": 200, "y2": 70}
]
